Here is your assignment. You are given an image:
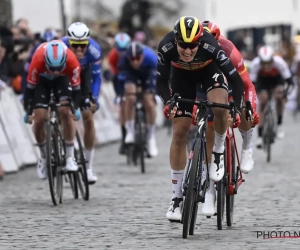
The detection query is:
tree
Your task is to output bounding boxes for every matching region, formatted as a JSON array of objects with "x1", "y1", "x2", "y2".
[{"x1": 0, "y1": 0, "x2": 13, "y2": 27}]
